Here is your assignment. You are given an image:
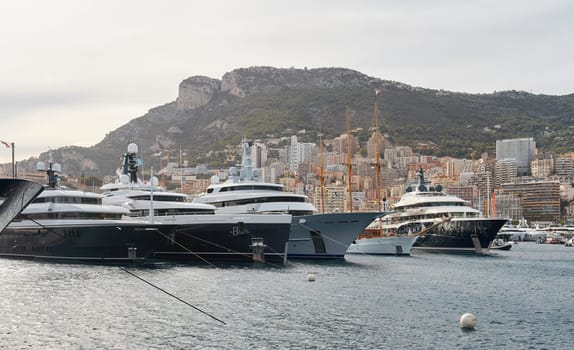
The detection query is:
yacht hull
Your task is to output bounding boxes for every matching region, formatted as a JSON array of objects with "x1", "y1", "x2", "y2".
[
  {"x1": 287, "y1": 212, "x2": 380, "y2": 259},
  {"x1": 0, "y1": 222, "x2": 163, "y2": 263},
  {"x1": 0, "y1": 219, "x2": 291, "y2": 264},
  {"x1": 346, "y1": 236, "x2": 418, "y2": 255},
  {"x1": 412, "y1": 218, "x2": 507, "y2": 253},
  {"x1": 152, "y1": 219, "x2": 291, "y2": 263}
]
